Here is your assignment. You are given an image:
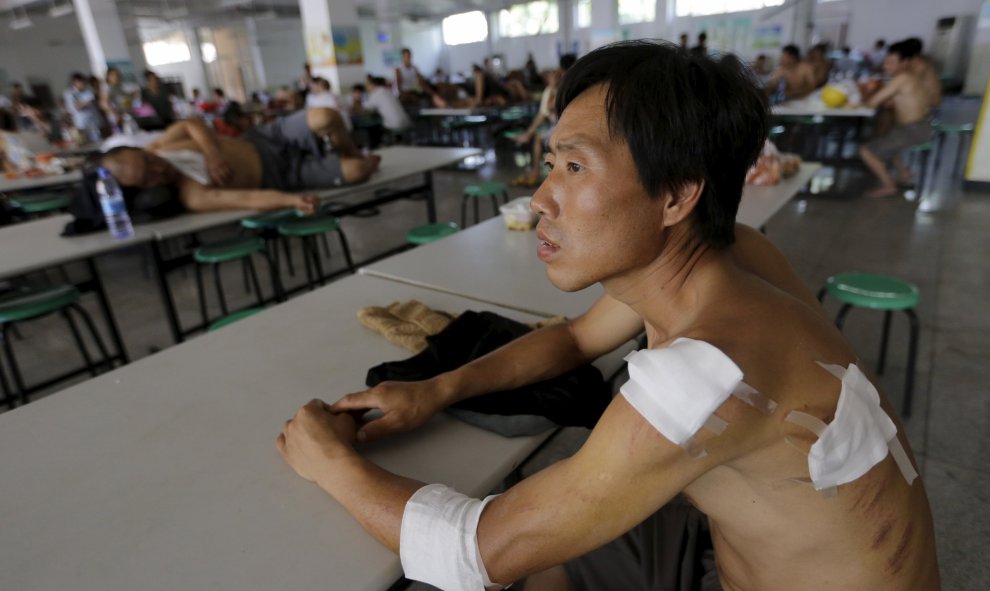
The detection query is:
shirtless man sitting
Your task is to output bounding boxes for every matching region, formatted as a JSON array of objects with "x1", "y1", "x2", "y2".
[
  {"x1": 277, "y1": 41, "x2": 938, "y2": 591},
  {"x1": 766, "y1": 44, "x2": 817, "y2": 100},
  {"x1": 100, "y1": 108, "x2": 379, "y2": 215},
  {"x1": 859, "y1": 41, "x2": 934, "y2": 198}
]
